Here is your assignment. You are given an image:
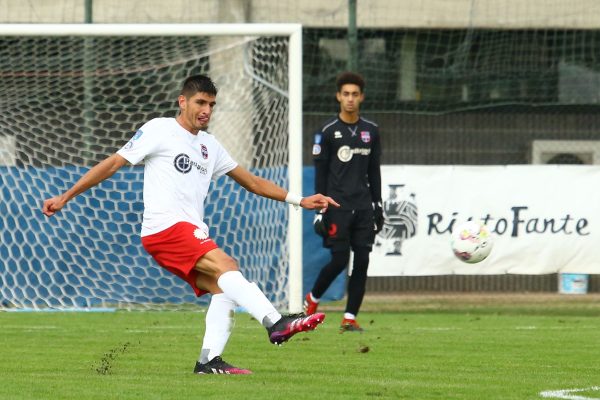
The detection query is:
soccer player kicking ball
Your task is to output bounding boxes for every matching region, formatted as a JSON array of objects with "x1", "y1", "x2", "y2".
[{"x1": 42, "y1": 75, "x2": 339, "y2": 375}]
